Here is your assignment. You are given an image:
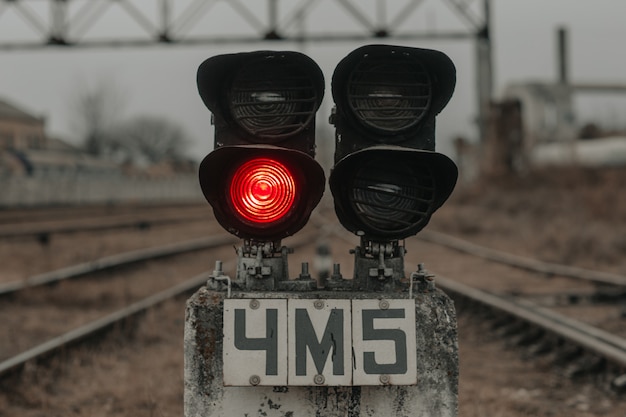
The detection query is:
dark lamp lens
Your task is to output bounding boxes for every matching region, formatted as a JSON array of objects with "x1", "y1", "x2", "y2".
[
  {"x1": 348, "y1": 60, "x2": 432, "y2": 135},
  {"x1": 229, "y1": 59, "x2": 318, "y2": 141},
  {"x1": 229, "y1": 158, "x2": 296, "y2": 224},
  {"x1": 350, "y1": 157, "x2": 435, "y2": 235}
]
